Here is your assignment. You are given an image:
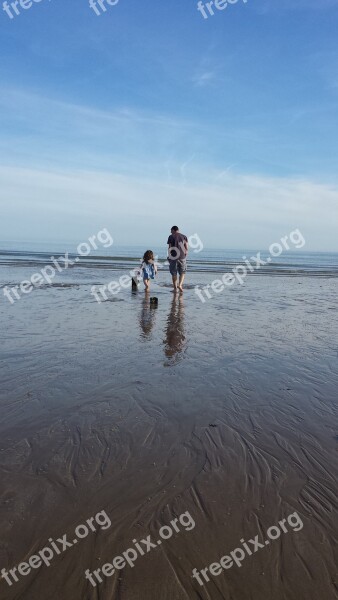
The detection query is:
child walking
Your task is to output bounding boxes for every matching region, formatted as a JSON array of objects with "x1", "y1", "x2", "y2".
[{"x1": 139, "y1": 250, "x2": 157, "y2": 291}]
